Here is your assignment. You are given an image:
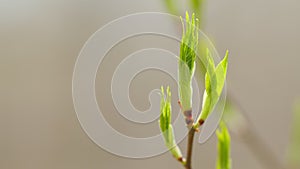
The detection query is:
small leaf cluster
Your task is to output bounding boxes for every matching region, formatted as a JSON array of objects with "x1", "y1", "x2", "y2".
[
  {"x1": 178, "y1": 12, "x2": 199, "y2": 112},
  {"x1": 159, "y1": 86, "x2": 183, "y2": 161},
  {"x1": 180, "y1": 12, "x2": 199, "y2": 73},
  {"x1": 195, "y1": 49, "x2": 228, "y2": 128}
]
